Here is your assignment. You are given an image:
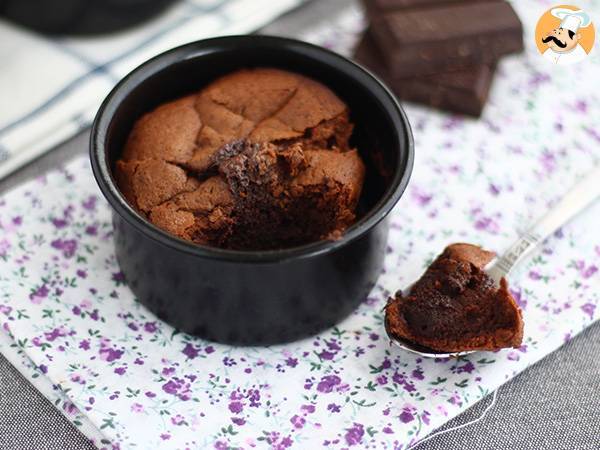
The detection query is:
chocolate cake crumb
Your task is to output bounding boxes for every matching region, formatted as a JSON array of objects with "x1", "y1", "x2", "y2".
[{"x1": 385, "y1": 243, "x2": 524, "y2": 352}]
